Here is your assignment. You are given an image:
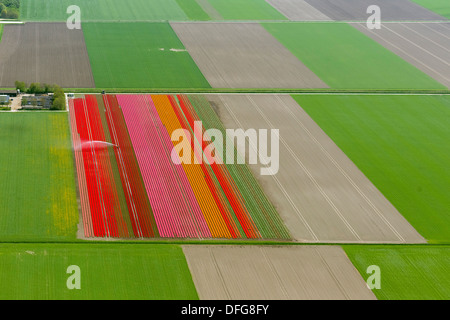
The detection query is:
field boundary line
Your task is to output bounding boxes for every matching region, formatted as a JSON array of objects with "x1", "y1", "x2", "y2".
[
  {"x1": 60, "y1": 88, "x2": 450, "y2": 94},
  {"x1": 0, "y1": 239, "x2": 444, "y2": 245},
  {"x1": 20, "y1": 20, "x2": 448, "y2": 24}
]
